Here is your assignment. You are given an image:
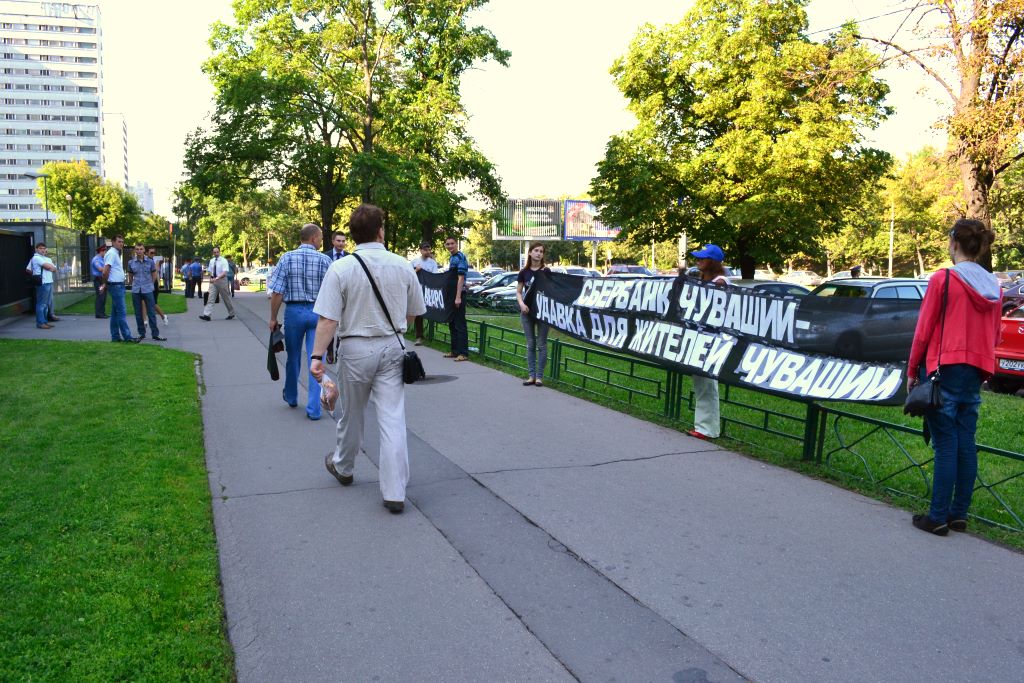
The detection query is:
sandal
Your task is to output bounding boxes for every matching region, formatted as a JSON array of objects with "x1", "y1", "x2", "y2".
[
  {"x1": 442, "y1": 352, "x2": 456, "y2": 358},
  {"x1": 534, "y1": 380, "x2": 544, "y2": 387},
  {"x1": 523, "y1": 378, "x2": 536, "y2": 386},
  {"x1": 454, "y1": 355, "x2": 469, "y2": 362}
]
